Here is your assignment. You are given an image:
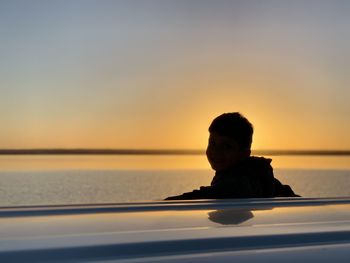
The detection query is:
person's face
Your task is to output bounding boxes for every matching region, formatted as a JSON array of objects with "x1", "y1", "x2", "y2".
[{"x1": 206, "y1": 132, "x2": 248, "y2": 172}]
